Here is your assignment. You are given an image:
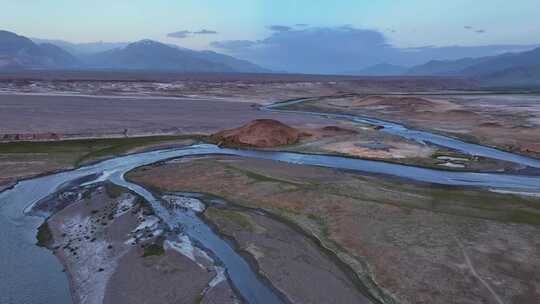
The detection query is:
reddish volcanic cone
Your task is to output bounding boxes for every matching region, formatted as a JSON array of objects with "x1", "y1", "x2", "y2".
[{"x1": 212, "y1": 119, "x2": 309, "y2": 148}]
